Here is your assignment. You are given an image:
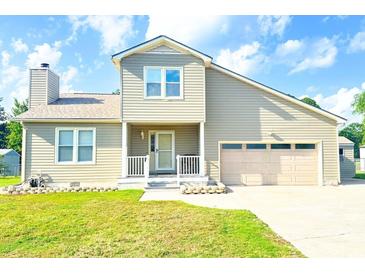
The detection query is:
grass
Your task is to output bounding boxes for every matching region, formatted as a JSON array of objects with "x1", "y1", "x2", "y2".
[
  {"x1": 0, "y1": 176, "x2": 21, "y2": 187},
  {"x1": 354, "y1": 170, "x2": 365, "y2": 180},
  {"x1": 0, "y1": 190, "x2": 302, "y2": 258}
]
